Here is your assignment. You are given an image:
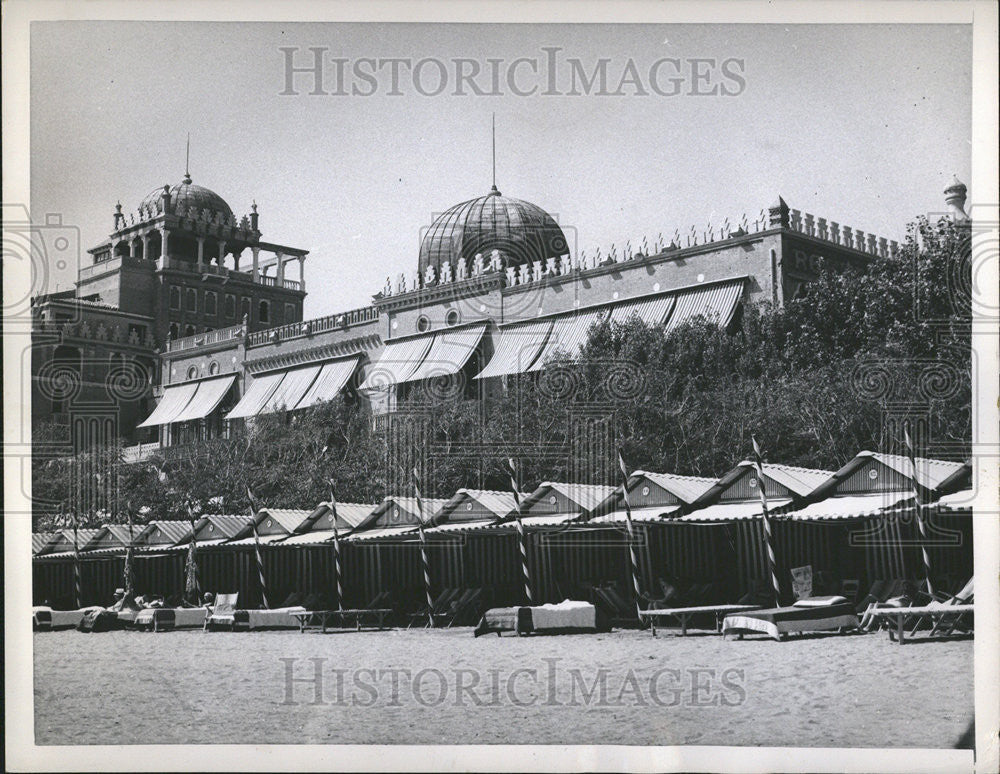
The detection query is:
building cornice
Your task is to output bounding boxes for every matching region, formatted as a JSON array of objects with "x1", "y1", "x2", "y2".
[{"x1": 245, "y1": 334, "x2": 381, "y2": 374}]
